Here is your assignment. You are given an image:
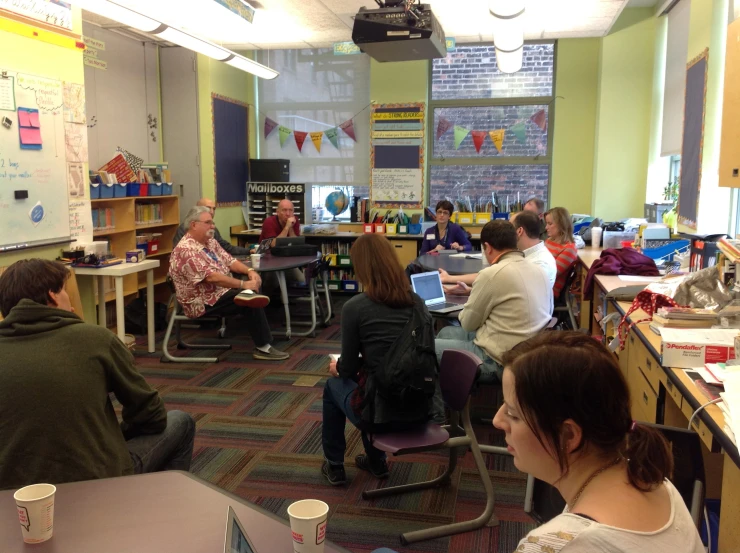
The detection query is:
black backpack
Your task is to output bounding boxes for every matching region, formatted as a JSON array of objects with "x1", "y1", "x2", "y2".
[{"x1": 361, "y1": 296, "x2": 438, "y2": 426}]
